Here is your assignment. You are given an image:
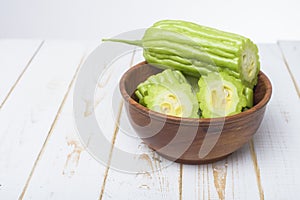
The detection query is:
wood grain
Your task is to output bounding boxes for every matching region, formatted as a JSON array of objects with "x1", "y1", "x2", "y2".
[
  {"x1": 21, "y1": 45, "x2": 137, "y2": 200},
  {"x1": 0, "y1": 41, "x2": 299, "y2": 200},
  {"x1": 0, "y1": 40, "x2": 43, "y2": 107},
  {"x1": 182, "y1": 143, "x2": 261, "y2": 200},
  {"x1": 250, "y1": 44, "x2": 300, "y2": 199},
  {"x1": 19, "y1": 53, "x2": 86, "y2": 200},
  {"x1": 249, "y1": 139, "x2": 264, "y2": 200},
  {"x1": 278, "y1": 41, "x2": 300, "y2": 97},
  {"x1": 0, "y1": 41, "x2": 88, "y2": 199}
]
